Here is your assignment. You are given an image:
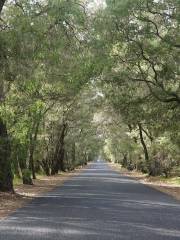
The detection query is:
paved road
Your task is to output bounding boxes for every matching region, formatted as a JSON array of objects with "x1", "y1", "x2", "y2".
[{"x1": 0, "y1": 161, "x2": 180, "y2": 240}]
